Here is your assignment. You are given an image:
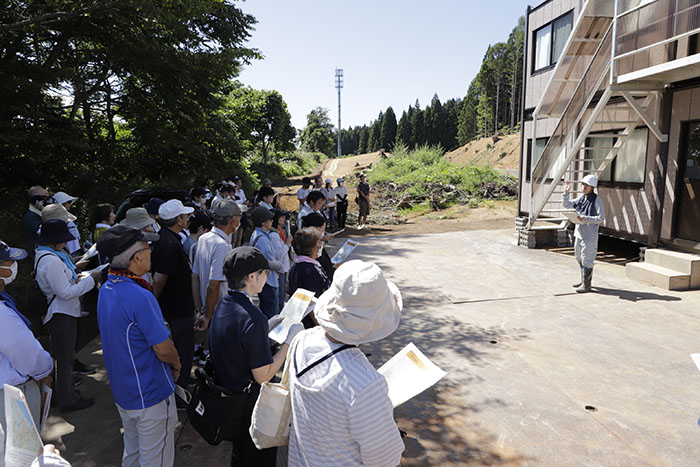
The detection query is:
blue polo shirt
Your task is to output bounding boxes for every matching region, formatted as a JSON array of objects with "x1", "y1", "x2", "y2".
[
  {"x1": 98, "y1": 274, "x2": 174, "y2": 410},
  {"x1": 209, "y1": 290, "x2": 273, "y2": 393}
]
